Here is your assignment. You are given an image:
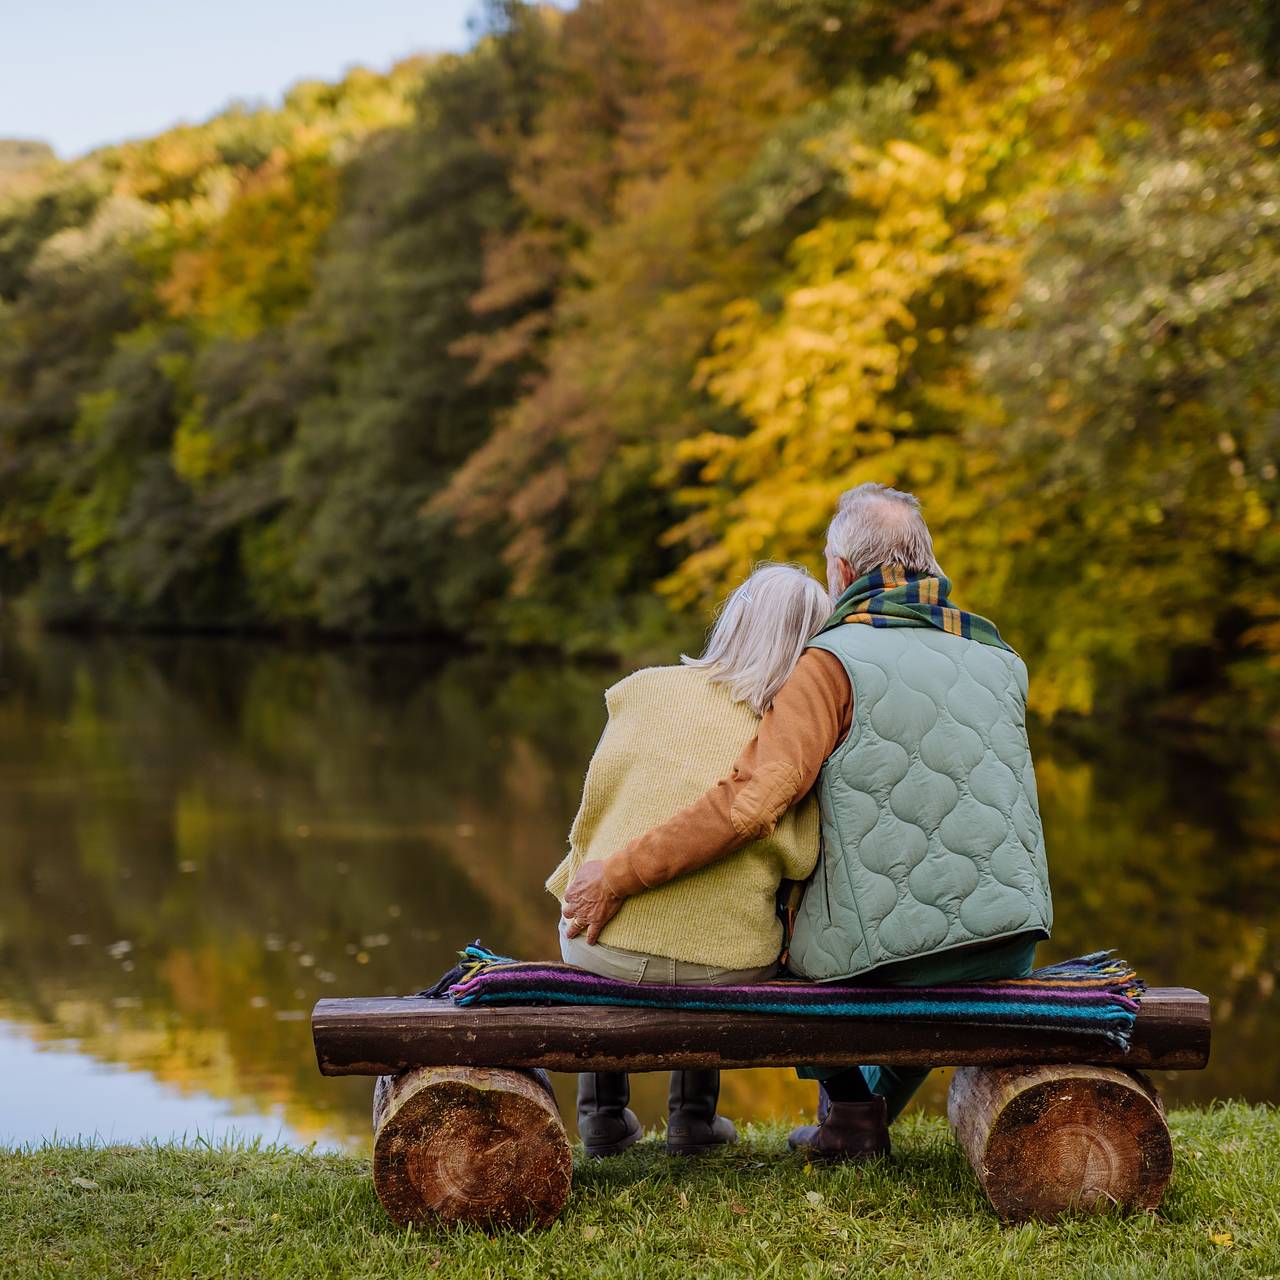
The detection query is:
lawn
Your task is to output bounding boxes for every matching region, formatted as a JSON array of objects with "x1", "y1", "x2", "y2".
[{"x1": 4, "y1": 1104, "x2": 1277, "y2": 1279}]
